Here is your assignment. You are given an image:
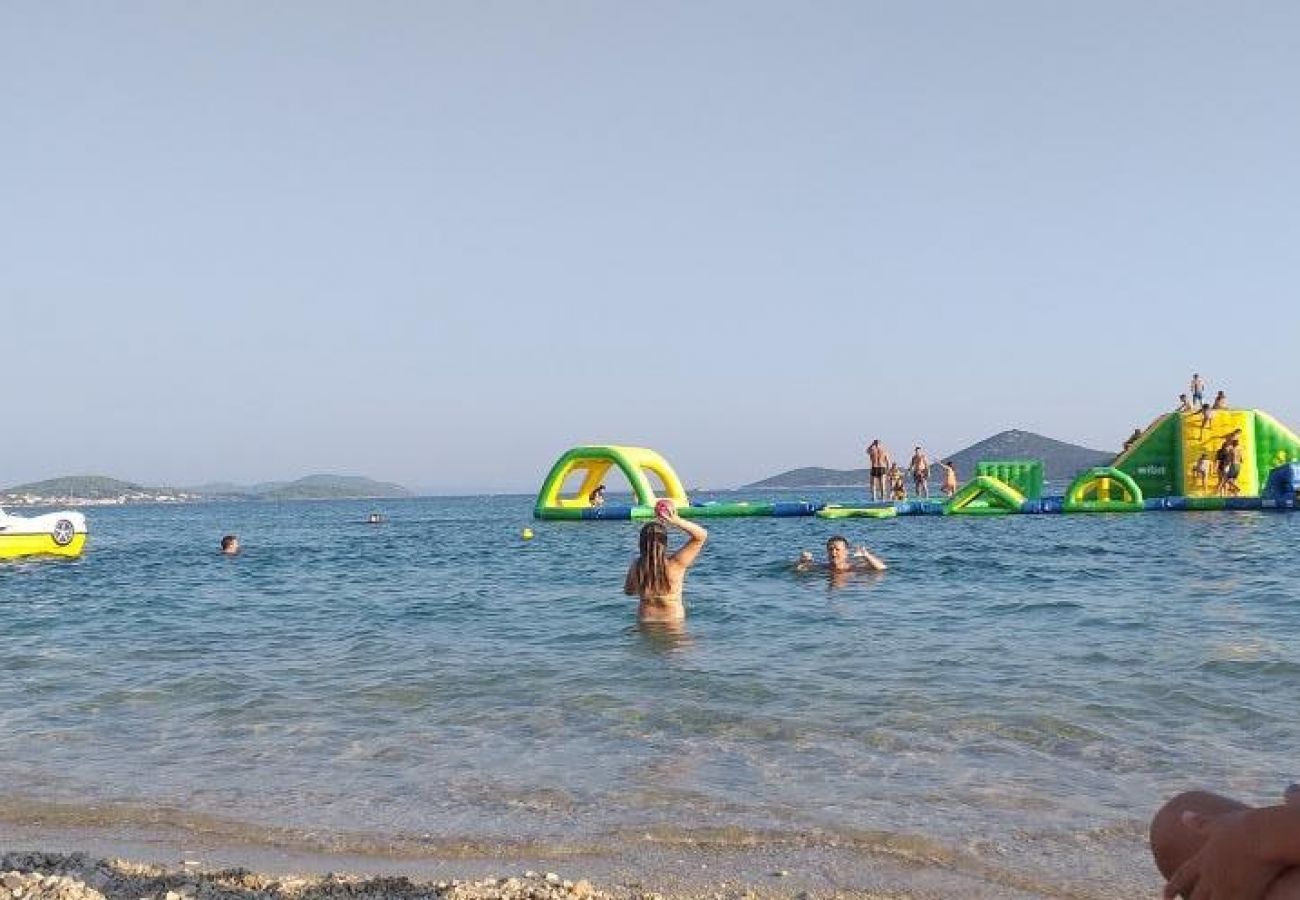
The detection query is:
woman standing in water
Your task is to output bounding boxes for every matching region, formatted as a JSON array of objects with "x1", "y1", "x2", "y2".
[{"x1": 624, "y1": 501, "x2": 708, "y2": 623}]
